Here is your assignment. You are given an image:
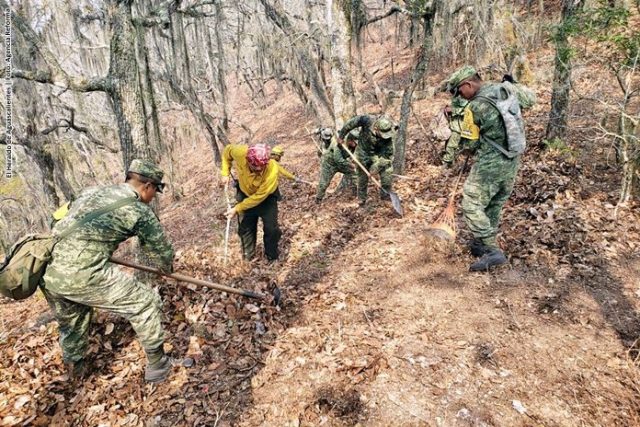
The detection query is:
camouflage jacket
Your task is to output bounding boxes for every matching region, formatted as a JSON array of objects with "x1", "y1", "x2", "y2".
[
  {"x1": 50, "y1": 183, "x2": 174, "y2": 272},
  {"x1": 322, "y1": 137, "x2": 353, "y2": 170},
  {"x1": 339, "y1": 115, "x2": 394, "y2": 160},
  {"x1": 449, "y1": 96, "x2": 468, "y2": 133},
  {"x1": 461, "y1": 82, "x2": 535, "y2": 165}
]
